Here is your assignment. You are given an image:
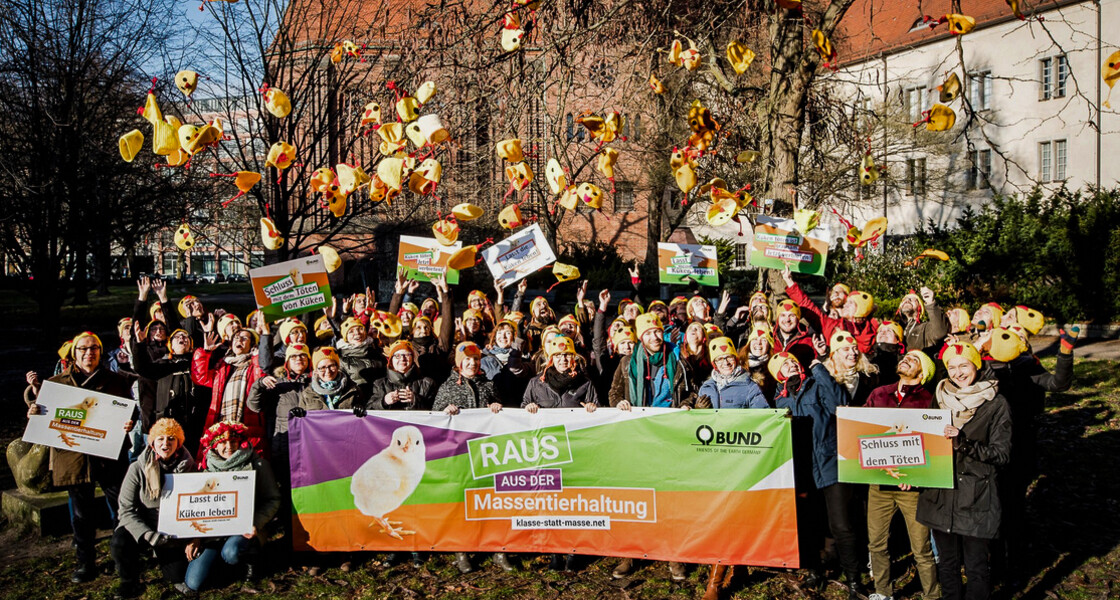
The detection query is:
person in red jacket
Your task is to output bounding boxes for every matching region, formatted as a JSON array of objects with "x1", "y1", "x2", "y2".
[
  {"x1": 863, "y1": 350, "x2": 941, "y2": 600},
  {"x1": 191, "y1": 316, "x2": 265, "y2": 455},
  {"x1": 783, "y1": 266, "x2": 879, "y2": 354},
  {"x1": 773, "y1": 299, "x2": 819, "y2": 367}
]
